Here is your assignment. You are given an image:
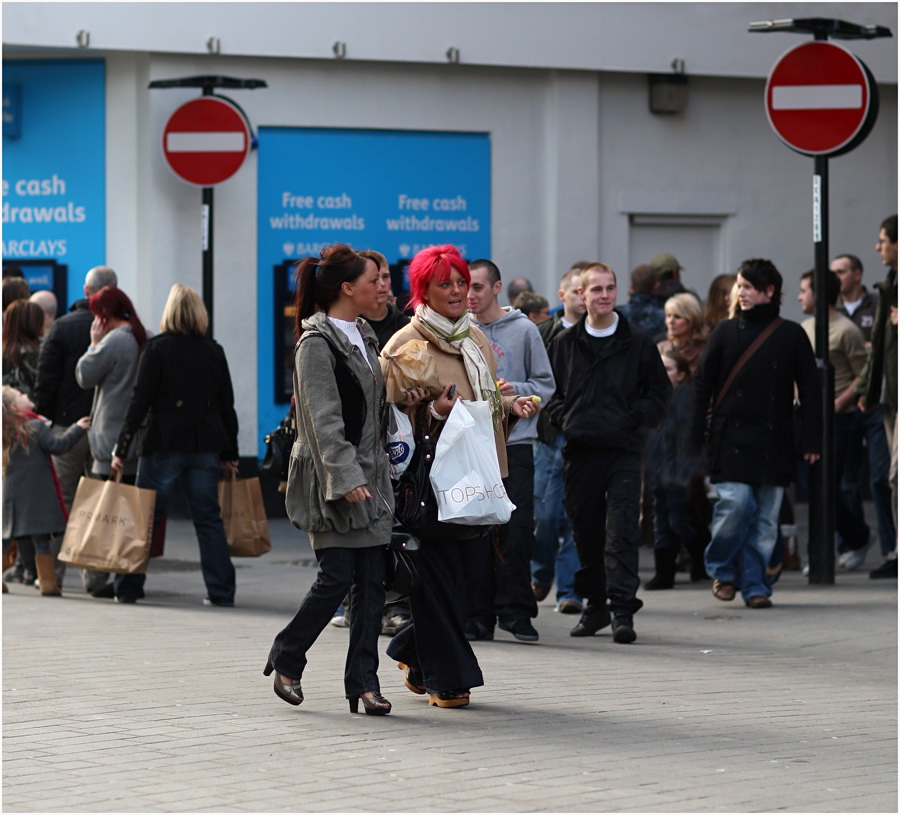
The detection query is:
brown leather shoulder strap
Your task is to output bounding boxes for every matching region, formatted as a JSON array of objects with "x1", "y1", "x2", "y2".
[{"x1": 711, "y1": 317, "x2": 783, "y2": 413}]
